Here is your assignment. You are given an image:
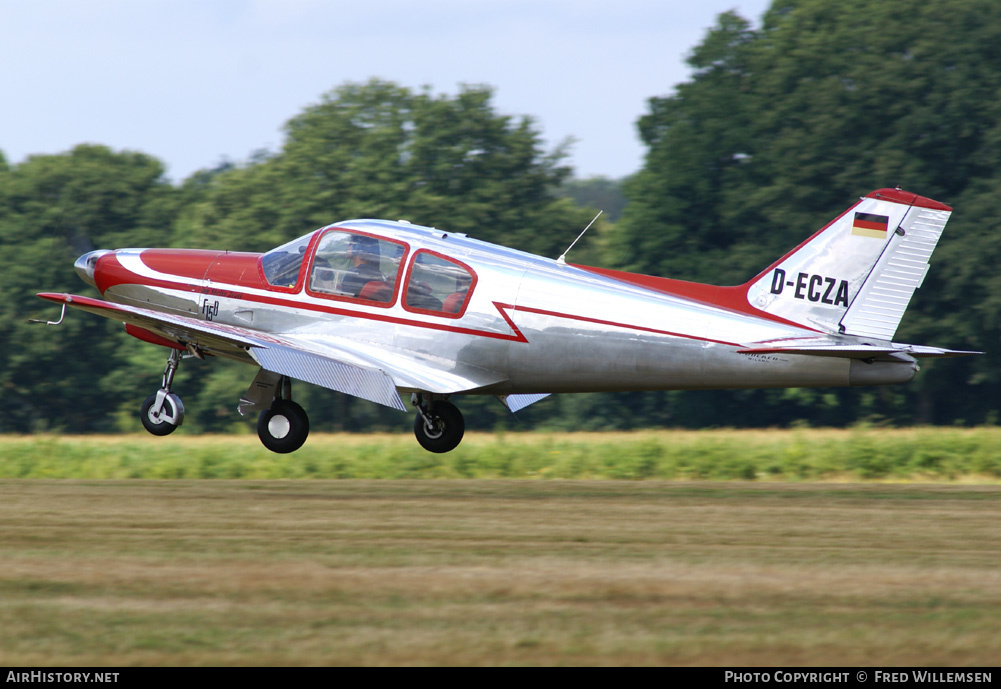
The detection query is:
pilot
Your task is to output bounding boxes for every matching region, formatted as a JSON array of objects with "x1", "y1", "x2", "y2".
[{"x1": 340, "y1": 234, "x2": 387, "y2": 299}]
